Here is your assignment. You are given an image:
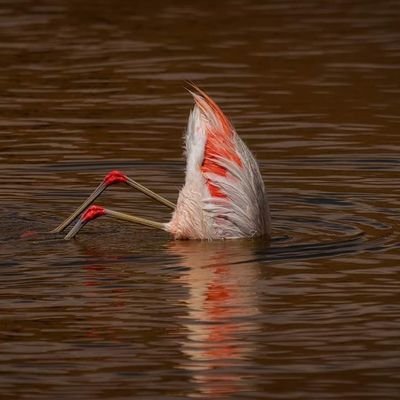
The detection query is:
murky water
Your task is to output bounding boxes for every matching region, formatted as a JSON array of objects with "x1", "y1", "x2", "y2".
[{"x1": 1, "y1": 0, "x2": 400, "y2": 398}]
